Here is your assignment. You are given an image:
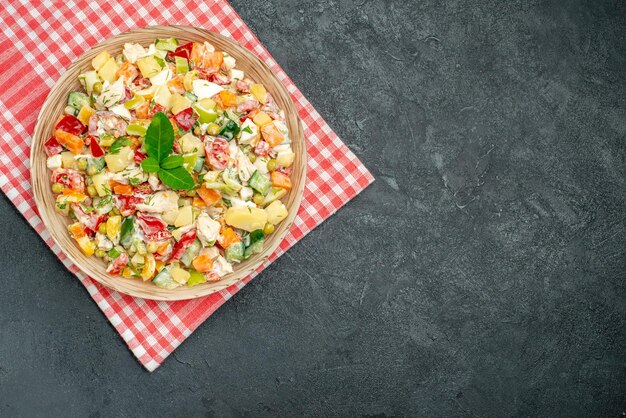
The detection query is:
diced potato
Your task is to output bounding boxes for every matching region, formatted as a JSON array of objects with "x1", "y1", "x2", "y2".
[
  {"x1": 224, "y1": 207, "x2": 268, "y2": 232},
  {"x1": 153, "y1": 84, "x2": 172, "y2": 109},
  {"x1": 97, "y1": 57, "x2": 120, "y2": 83},
  {"x1": 131, "y1": 253, "x2": 145, "y2": 266},
  {"x1": 276, "y1": 151, "x2": 295, "y2": 167},
  {"x1": 265, "y1": 201, "x2": 288, "y2": 225},
  {"x1": 178, "y1": 132, "x2": 204, "y2": 156},
  {"x1": 77, "y1": 105, "x2": 96, "y2": 125},
  {"x1": 252, "y1": 111, "x2": 273, "y2": 127},
  {"x1": 92, "y1": 51, "x2": 111, "y2": 71},
  {"x1": 174, "y1": 205, "x2": 194, "y2": 227},
  {"x1": 171, "y1": 266, "x2": 191, "y2": 284},
  {"x1": 136, "y1": 56, "x2": 163, "y2": 78},
  {"x1": 162, "y1": 209, "x2": 179, "y2": 225},
  {"x1": 92, "y1": 172, "x2": 109, "y2": 197},
  {"x1": 61, "y1": 151, "x2": 77, "y2": 169},
  {"x1": 104, "y1": 146, "x2": 134, "y2": 173},
  {"x1": 135, "y1": 84, "x2": 157, "y2": 99},
  {"x1": 250, "y1": 83, "x2": 267, "y2": 104},
  {"x1": 170, "y1": 93, "x2": 192, "y2": 115}
]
